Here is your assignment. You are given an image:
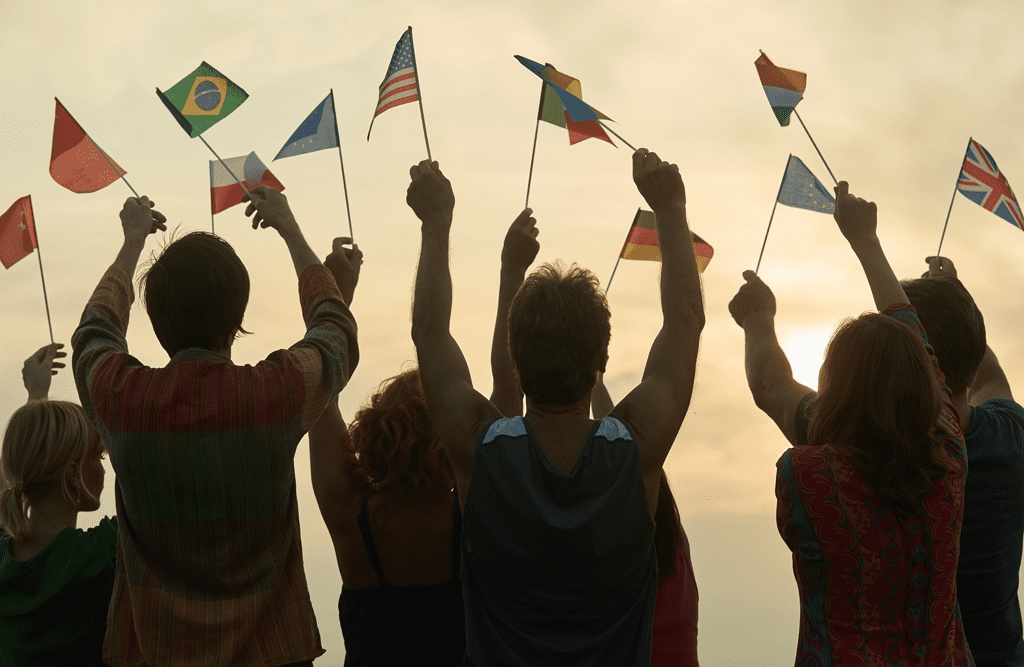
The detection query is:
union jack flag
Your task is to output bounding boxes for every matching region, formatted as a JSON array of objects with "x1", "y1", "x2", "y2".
[{"x1": 956, "y1": 138, "x2": 1024, "y2": 231}]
